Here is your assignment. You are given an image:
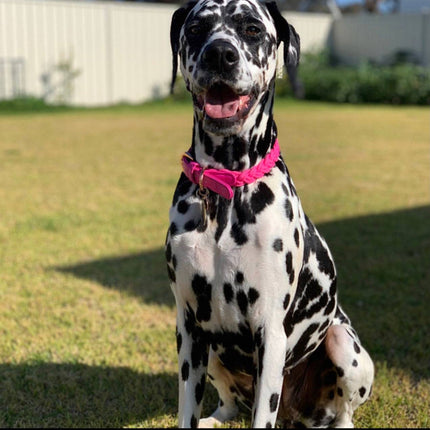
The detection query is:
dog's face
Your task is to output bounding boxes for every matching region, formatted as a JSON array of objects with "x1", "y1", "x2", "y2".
[{"x1": 171, "y1": 0, "x2": 300, "y2": 136}]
